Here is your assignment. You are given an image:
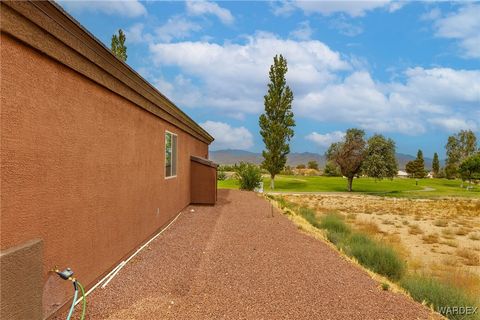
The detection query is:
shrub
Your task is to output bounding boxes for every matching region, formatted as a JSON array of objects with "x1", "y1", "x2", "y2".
[
  {"x1": 307, "y1": 160, "x2": 319, "y2": 170},
  {"x1": 323, "y1": 161, "x2": 341, "y2": 177},
  {"x1": 400, "y1": 275, "x2": 479, "y2": 320},
  {"x1": 280, "y1": 165, "x2": 294, "y2": 175},
  {"x1": 234, "y1": 162, "x2": 262, "y2": 191},
  {"x1": 326, "y1": 231, "x2": 346, "y2": 245},
  {"x1": 319, "y1": 214, "x2": 351, "y2": 235},
  {"x1": 217, "y1": 170, "x2": 227, "y2": 181},
  {"x1": 297, "y1": 207, "x2": 320, "y2": 228},
  {"x1": 344, "y1": 238, "x2": 405, "y2": 281}
]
